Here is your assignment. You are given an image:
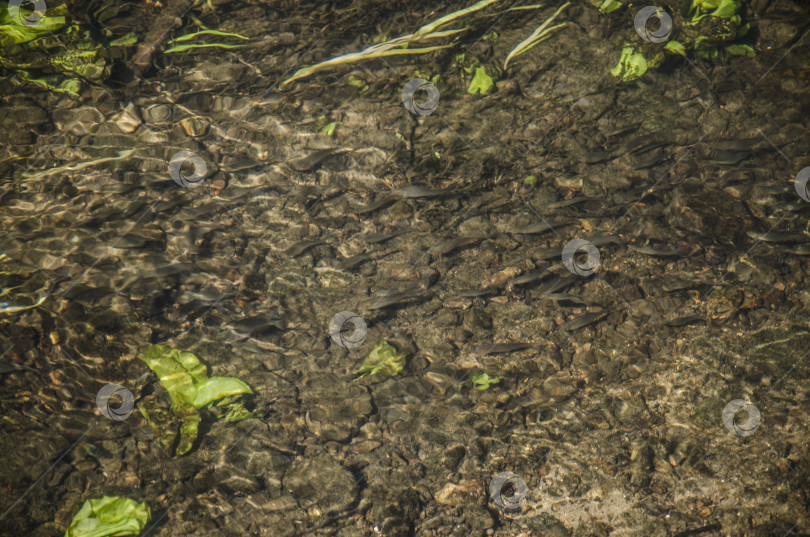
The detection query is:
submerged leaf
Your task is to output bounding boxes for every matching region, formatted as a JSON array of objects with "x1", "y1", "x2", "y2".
[
  {"x1": 471, "y1": 371, "x2": 500, "y2": 390},
  {"x1": 354, "y1": 341, "x2": 406, "y2": 379},
  {"x1": 64, "y1": 496, "x2": 150, "y2": 537},
  {"x1": 467, "y1": 66, "x2": 494, "y2": 94},
  {"x1": 137, "y1": 345, "x2": 253, "y2": 456}
]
